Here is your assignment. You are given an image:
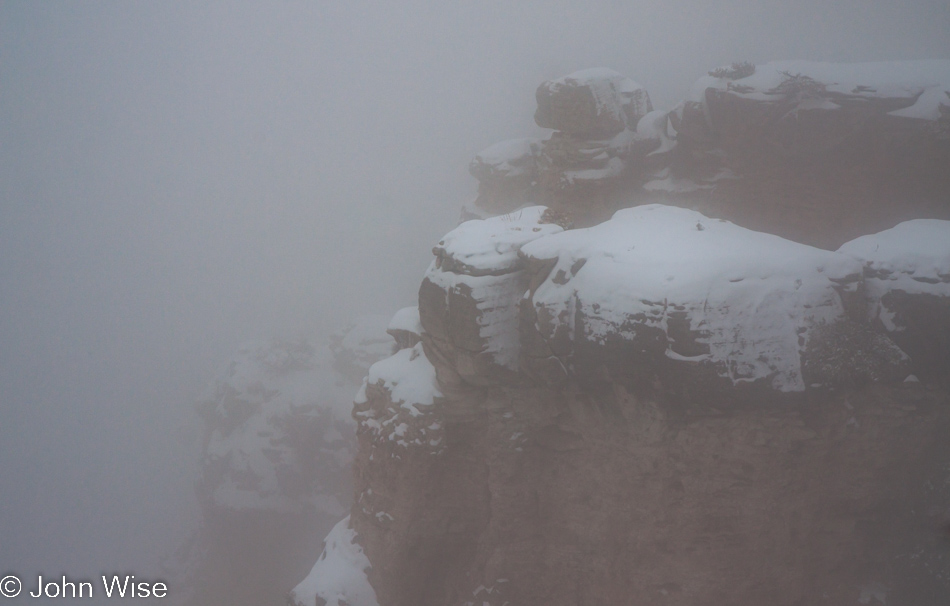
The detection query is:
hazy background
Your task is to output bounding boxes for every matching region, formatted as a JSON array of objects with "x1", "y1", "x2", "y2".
[{"x1": 1, "y1": 0, "x2": 948, "y2": 602}]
